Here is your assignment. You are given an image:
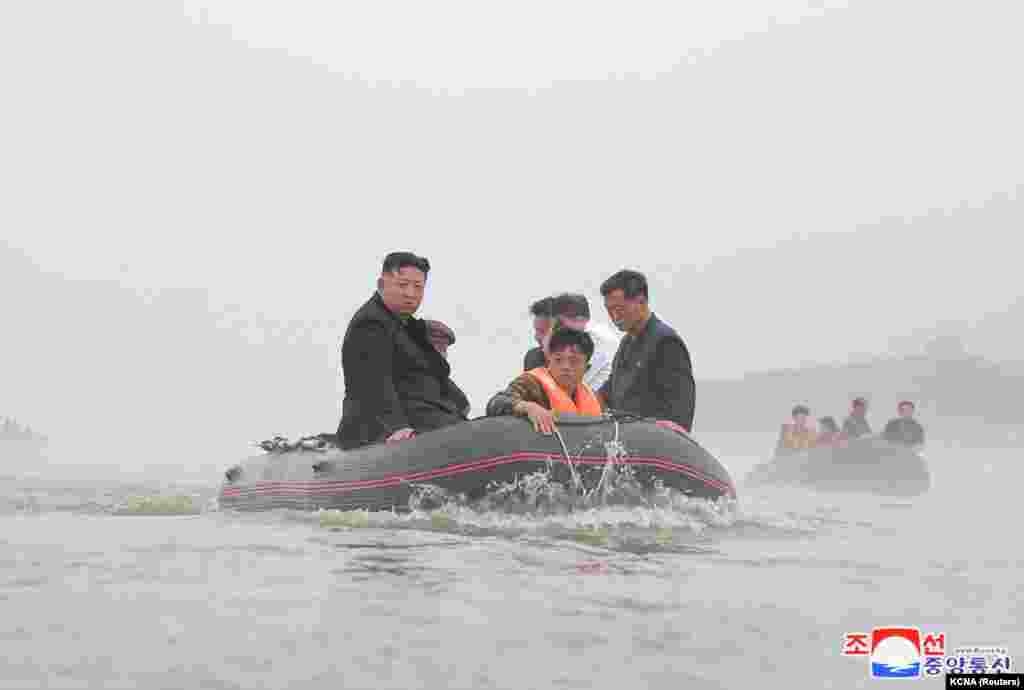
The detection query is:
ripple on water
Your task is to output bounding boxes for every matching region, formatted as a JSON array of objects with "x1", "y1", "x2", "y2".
[
  {"x1": 3, "y1": 575, "x2": 49, "y2": 589},
  {"x1": 305, "y1": 498, "x2": 742, "y2": 558},
  {"x1": 544, "y1": 629, "x2": 610, "y2": 652}
]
